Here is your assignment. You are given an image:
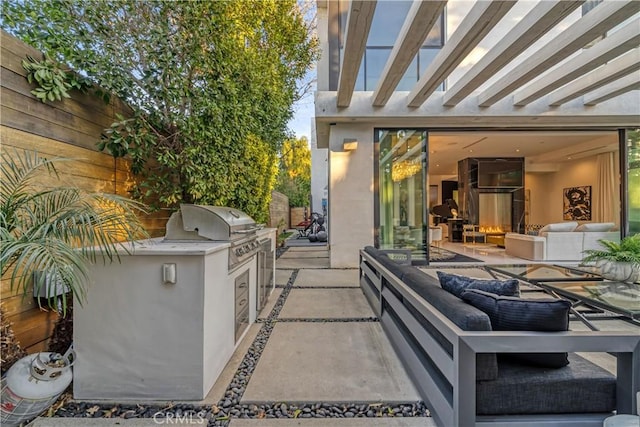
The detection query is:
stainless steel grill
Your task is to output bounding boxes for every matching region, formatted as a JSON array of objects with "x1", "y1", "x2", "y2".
[{"x1": 164, "y1": 204, "x2": 263, "y2": 270}]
